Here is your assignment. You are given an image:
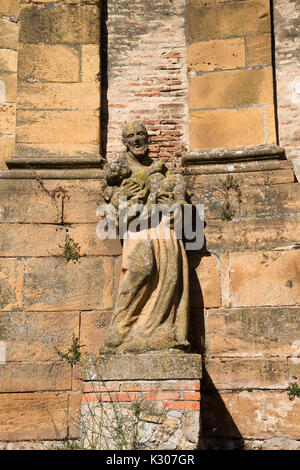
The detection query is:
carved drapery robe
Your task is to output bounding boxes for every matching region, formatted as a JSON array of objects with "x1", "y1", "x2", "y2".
[{"x1": 101, "y1": 152, "x2": 190, "y2": 353}]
